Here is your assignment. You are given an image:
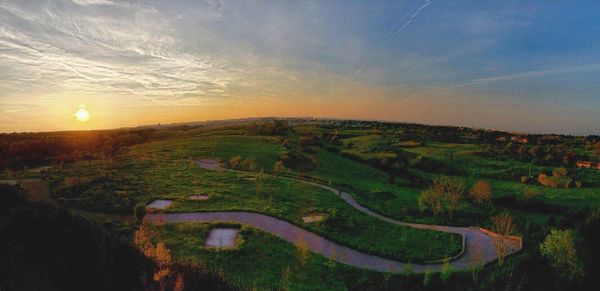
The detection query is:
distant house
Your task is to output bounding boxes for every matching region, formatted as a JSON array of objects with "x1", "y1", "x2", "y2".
[
  {"x1": 576, "y1": 161, "x2": 592, "y2": 169},
  {"x1": 497, "y1": 136, "x2": 508, "y2": 142},
  {"x1": 596, "y1": 163, "x2": 600, "y2": 170},
  {"x1": 510, "y1": 136, "x2": 529, "y2": 144}
]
